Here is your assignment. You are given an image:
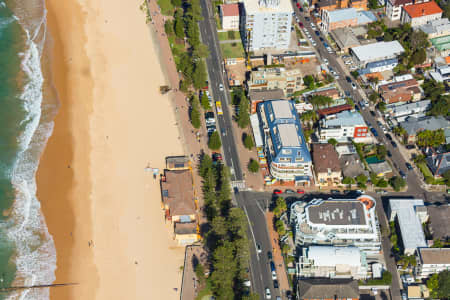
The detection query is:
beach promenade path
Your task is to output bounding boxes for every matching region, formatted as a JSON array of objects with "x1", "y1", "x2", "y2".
[
  {"x1": 146, "y1": 0, "x2": 209, "y2": 222},
  {"x1": 266, "y1": 212, "x2": 290, "y2": 295}
]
